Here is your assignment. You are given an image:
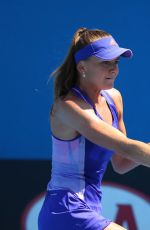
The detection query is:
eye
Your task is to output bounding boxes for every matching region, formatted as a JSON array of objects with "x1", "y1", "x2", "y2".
[
  {"x1": 98, "y1": 59, "x2": 120, "y2": 67},
  {"x1": 102, "y1": 60, "x2": 120, "y2": 66},
  {"x1": 101, "y1": 61, "x2": 110, "y2": 66},
  {"x1": 115, "y1": 59, "x2": 120, "y2": 64}
]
